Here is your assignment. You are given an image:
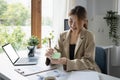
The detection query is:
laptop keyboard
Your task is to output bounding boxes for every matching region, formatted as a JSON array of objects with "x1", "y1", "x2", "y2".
[{"x1": 17, "y1": 57, "x2": 37, "y2": 63}]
